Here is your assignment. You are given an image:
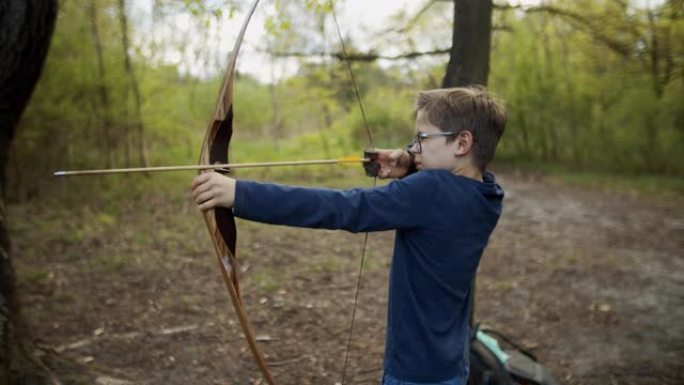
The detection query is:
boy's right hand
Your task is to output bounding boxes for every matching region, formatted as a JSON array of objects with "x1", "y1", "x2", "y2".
[{"x1": 369, "y1": 149, "x2": 414, "y2": 179}]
